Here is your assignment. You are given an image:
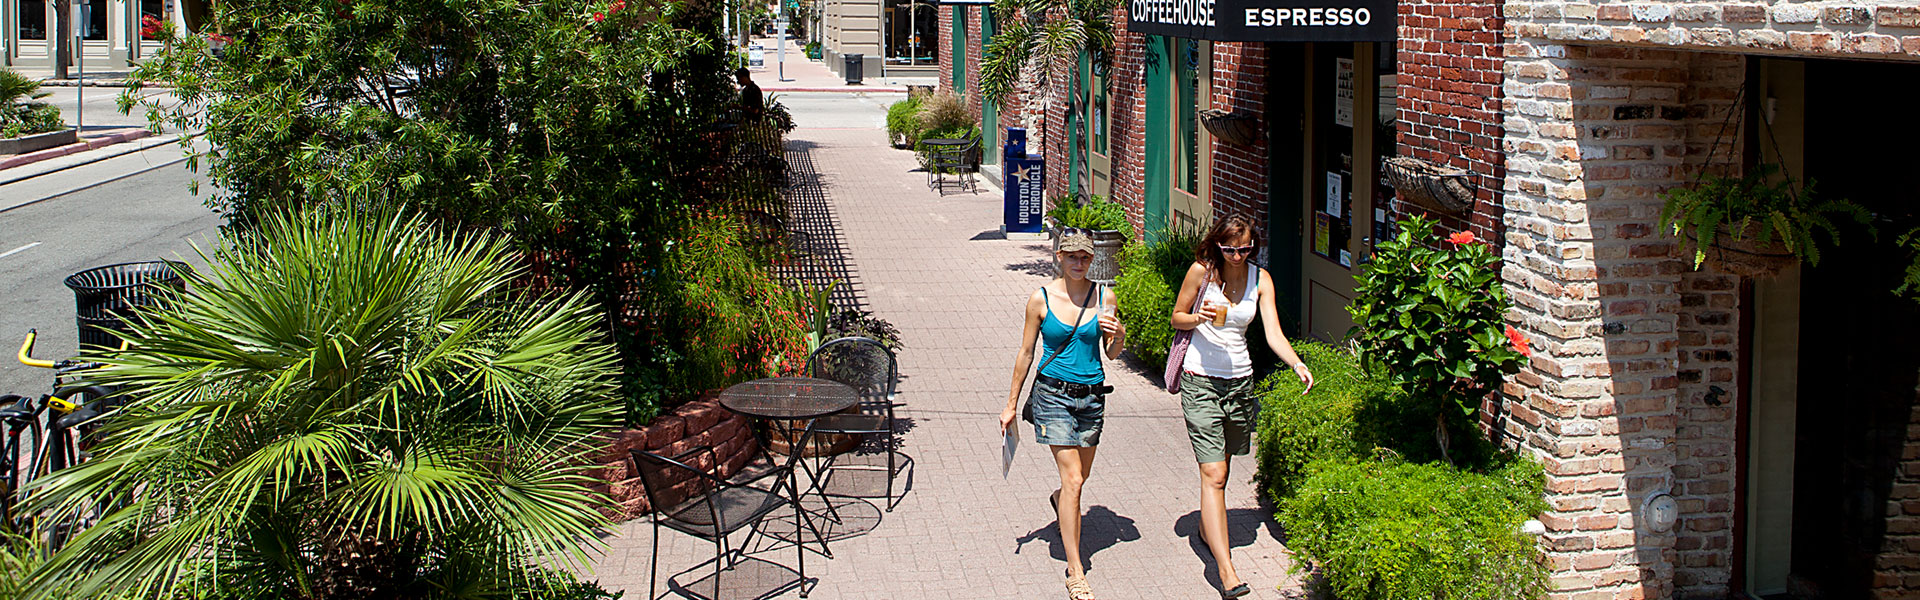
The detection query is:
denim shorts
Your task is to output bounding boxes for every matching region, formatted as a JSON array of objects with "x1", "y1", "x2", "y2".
[{"x1": 1028, "y1": 378, "x2": 1105, "y2": 447}]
